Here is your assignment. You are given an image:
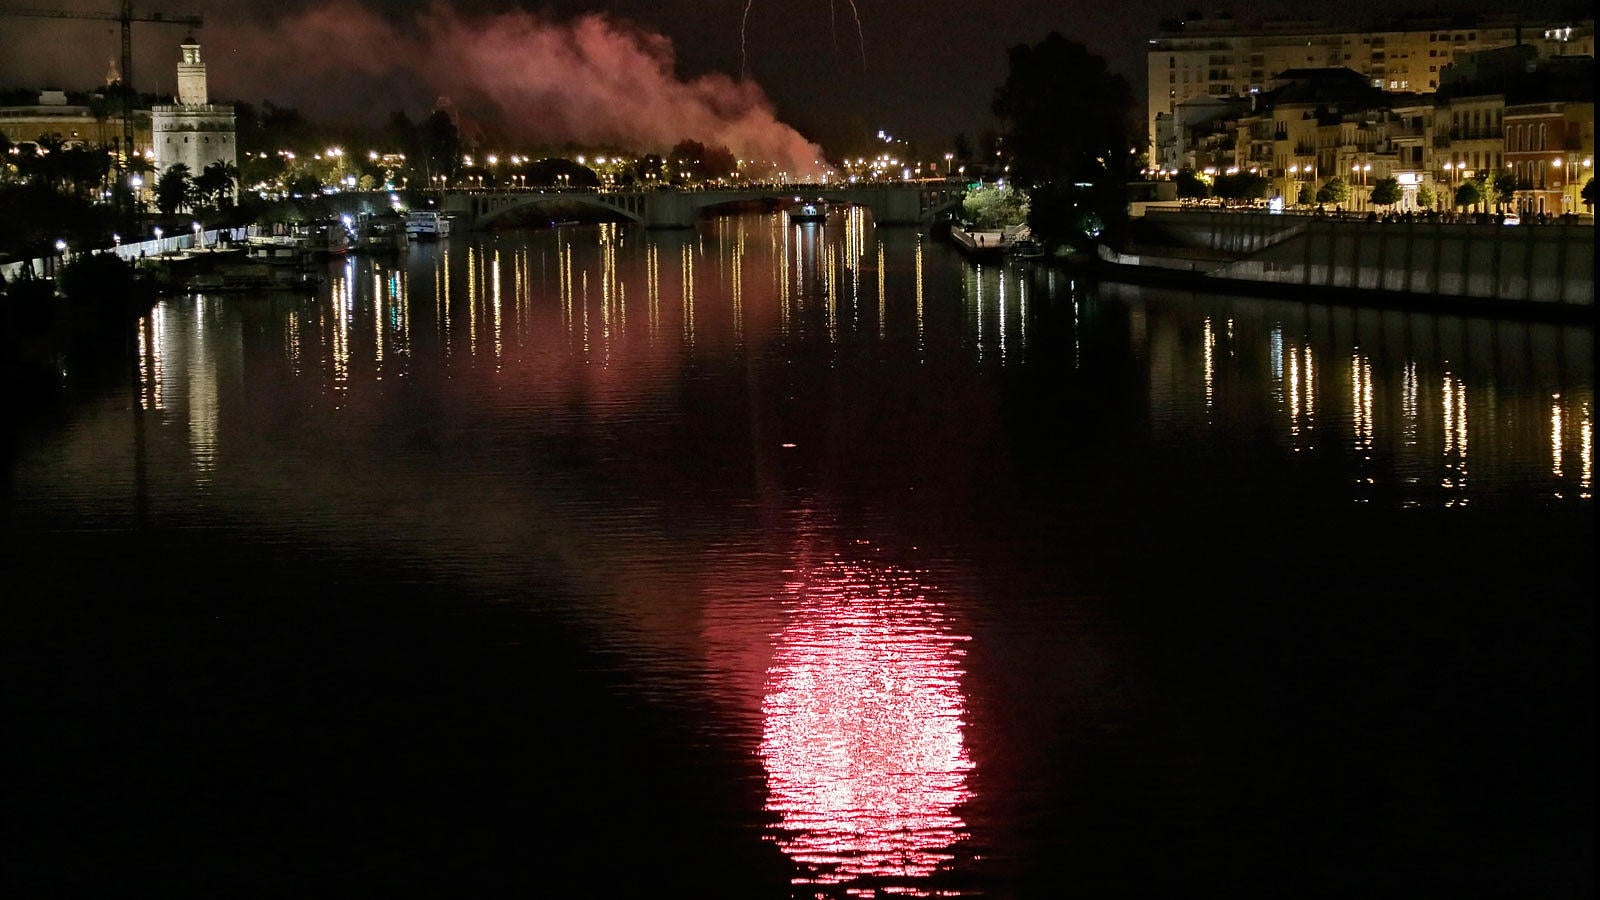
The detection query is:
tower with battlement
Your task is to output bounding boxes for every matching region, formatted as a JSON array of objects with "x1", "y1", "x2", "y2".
[{"x1": 151, "y1": 39, "x2": 236, "y2": 193}]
